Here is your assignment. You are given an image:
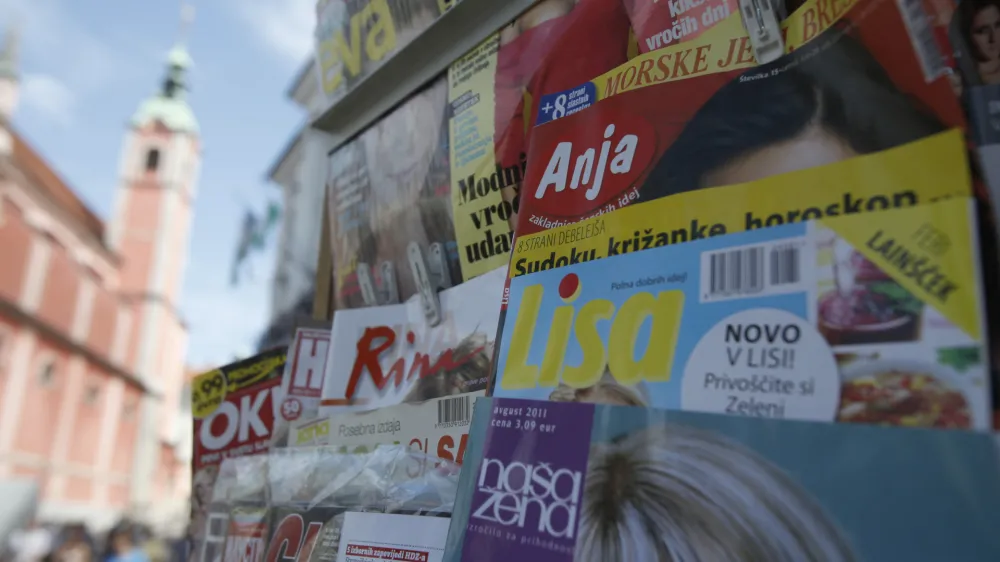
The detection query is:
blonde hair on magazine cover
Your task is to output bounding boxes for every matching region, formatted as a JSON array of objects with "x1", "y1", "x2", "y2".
[
  {"x1": 576, "y1": 424, "x2": 857, "y2": 562},
  {"x1": 548, "y1": 371, "x2": 650, "y2": 406},
  {"x1": 403, "y1": 332, "x2": 493, "y2": 402}
]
